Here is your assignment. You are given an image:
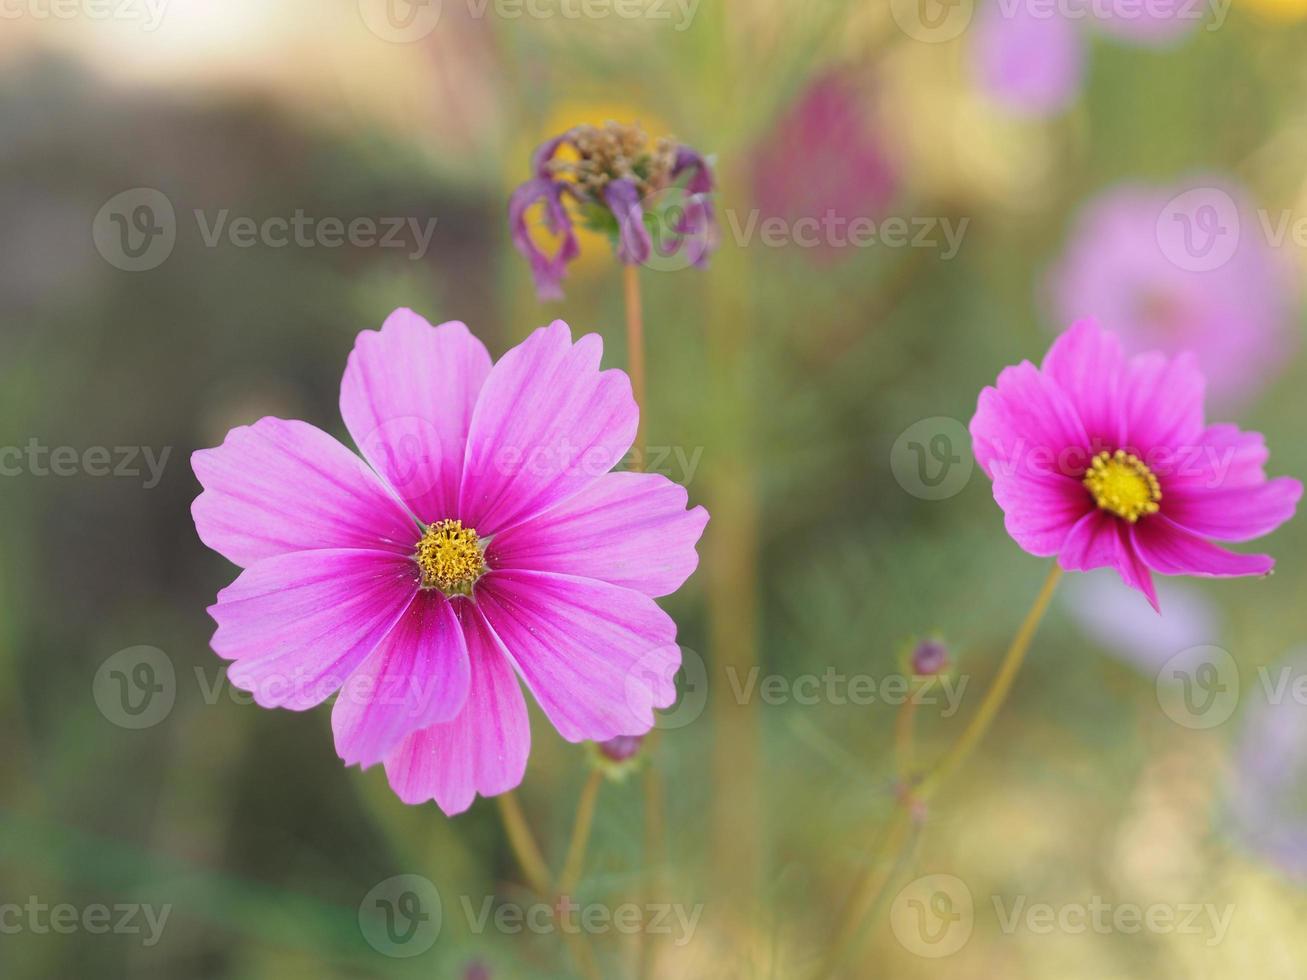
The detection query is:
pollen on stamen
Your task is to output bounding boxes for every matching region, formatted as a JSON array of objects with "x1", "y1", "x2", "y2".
[
  {"x1": 414, "y1": 519, "x2": 487, "y2": 596},
  {"x1": 1083, "y1": 449, "x2": 1162, "y2": 524}
]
